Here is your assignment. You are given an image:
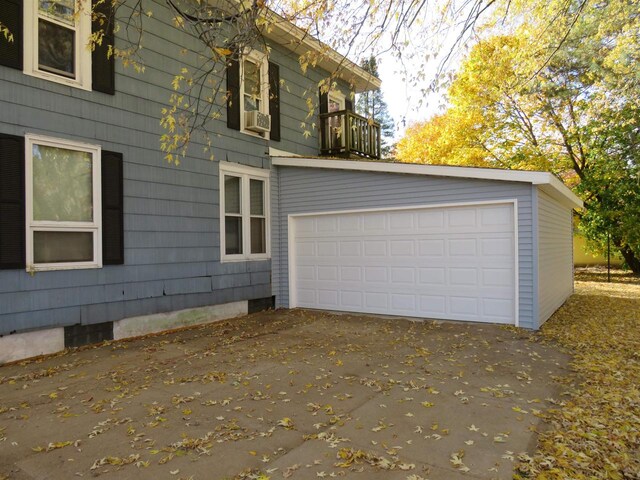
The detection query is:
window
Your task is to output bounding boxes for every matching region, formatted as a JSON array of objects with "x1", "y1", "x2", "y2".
[
  {"x1": 25, "y1": 134, "x2": 101, "y2": 270},
  {"x1": 327, "y1": 90, "x2": 346, "y2": 149},
  {"x1": 24, "y1": 0, "x2": 92, "y2": 89},
  {"x1": 220, "y1": 162, "x2": 270, "y2": 261},
  {"x1": 240, "y1": 50, "x2": 270, "y2": 137}
]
